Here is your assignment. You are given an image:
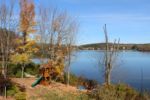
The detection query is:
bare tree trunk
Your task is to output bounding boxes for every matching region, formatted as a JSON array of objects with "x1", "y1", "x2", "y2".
[
  {"x1": 21, "y1": 64, "x2": 25, "y2": 78},
  {"x1": 104, "y1": 24, "x2": 110, "y2": 85},
  {"x1": 1, "y1": 42, "x2": 7, "y2": 99},
  {"x1": 4, "y1": 86, "x2": 6, "y2": 99},
  {"x1": 50, "y1": 34, "x2": 54, "y2": 60},
  {"x1": 67, "y1": 47, "x2": 71, "y2": 86},
  {"x1": 106, "y1": 68, "x2": 111, "y2": 85},
  {"x1": 5, "y1": 30, "x2": 10, "y2": 79},
  {"x1": 103, "y1": 24, "x2": 119, "y2": 86},
  {"x1": 0, "y1": 1, "x2": 15, "y2": 99},
  {"x1": 2, "y1": 50, "x2": 6, "y2": 78},
  {"x1": 67, "y1": 67, "x2": 70, "y2": 86}
]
